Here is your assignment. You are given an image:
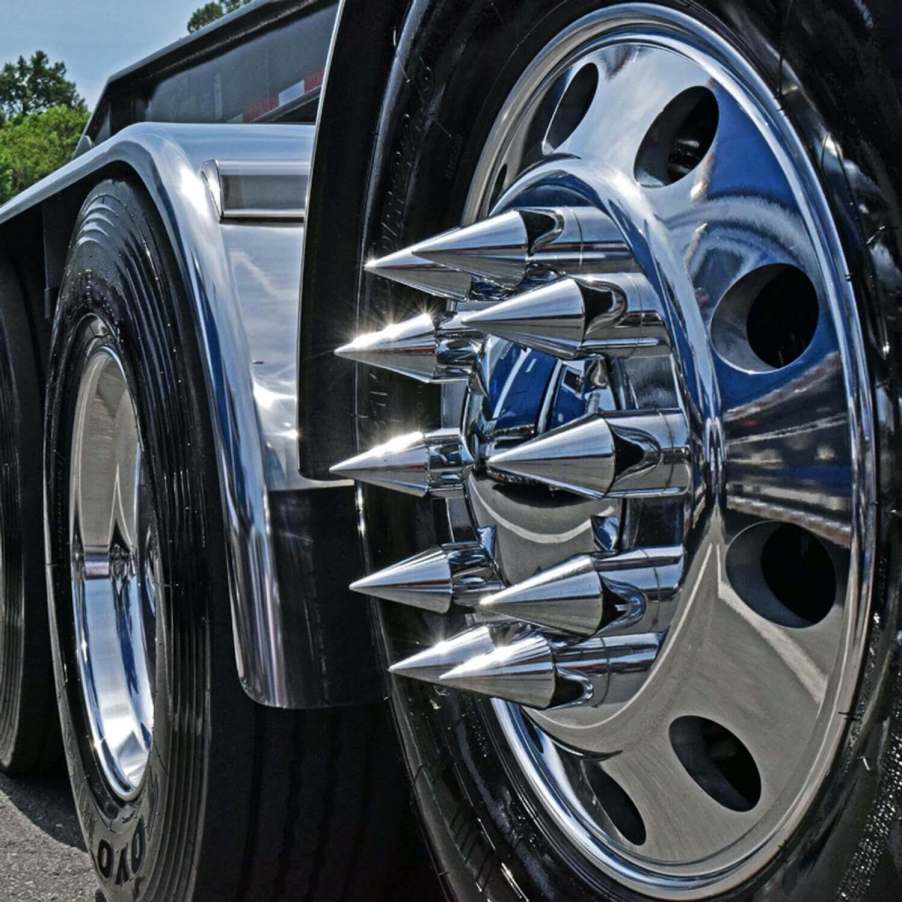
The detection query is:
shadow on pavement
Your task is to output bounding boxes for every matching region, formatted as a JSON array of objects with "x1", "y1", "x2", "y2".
[{"x1": 0, "y1": 769, "x2": 85, "y2": 851}]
